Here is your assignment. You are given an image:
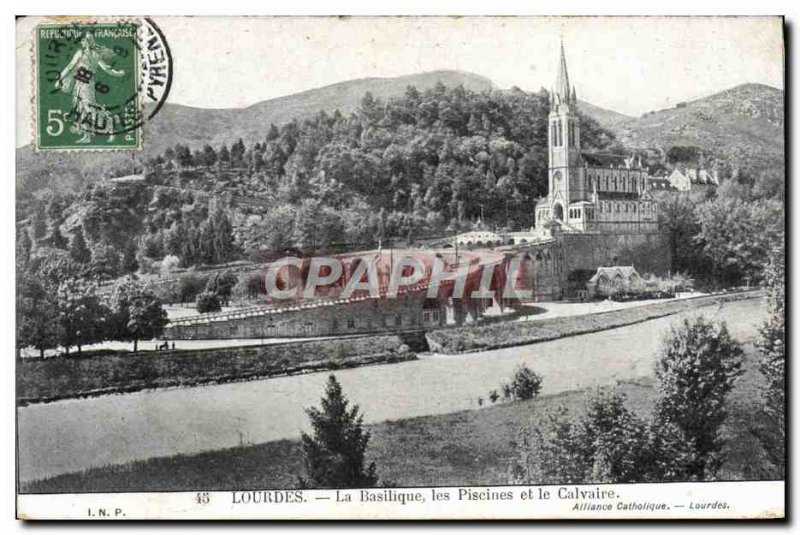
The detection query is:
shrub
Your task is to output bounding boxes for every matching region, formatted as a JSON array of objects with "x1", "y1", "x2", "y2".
[
  {"x1": 195, "y1": 292, "x2": 222, "y2": 314},
  {"x1": 508, "y1": 389, "x2": 696, "y2": 485},
  {"x1": 654, "y1": 317, "x2": 744, "y2": 480},
  {"x1": 755, "y1": 245, "x2": 785, "y2": 477},
  {"x1": 502, "y1": 365, "x2": 543, "y2": 401}
]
